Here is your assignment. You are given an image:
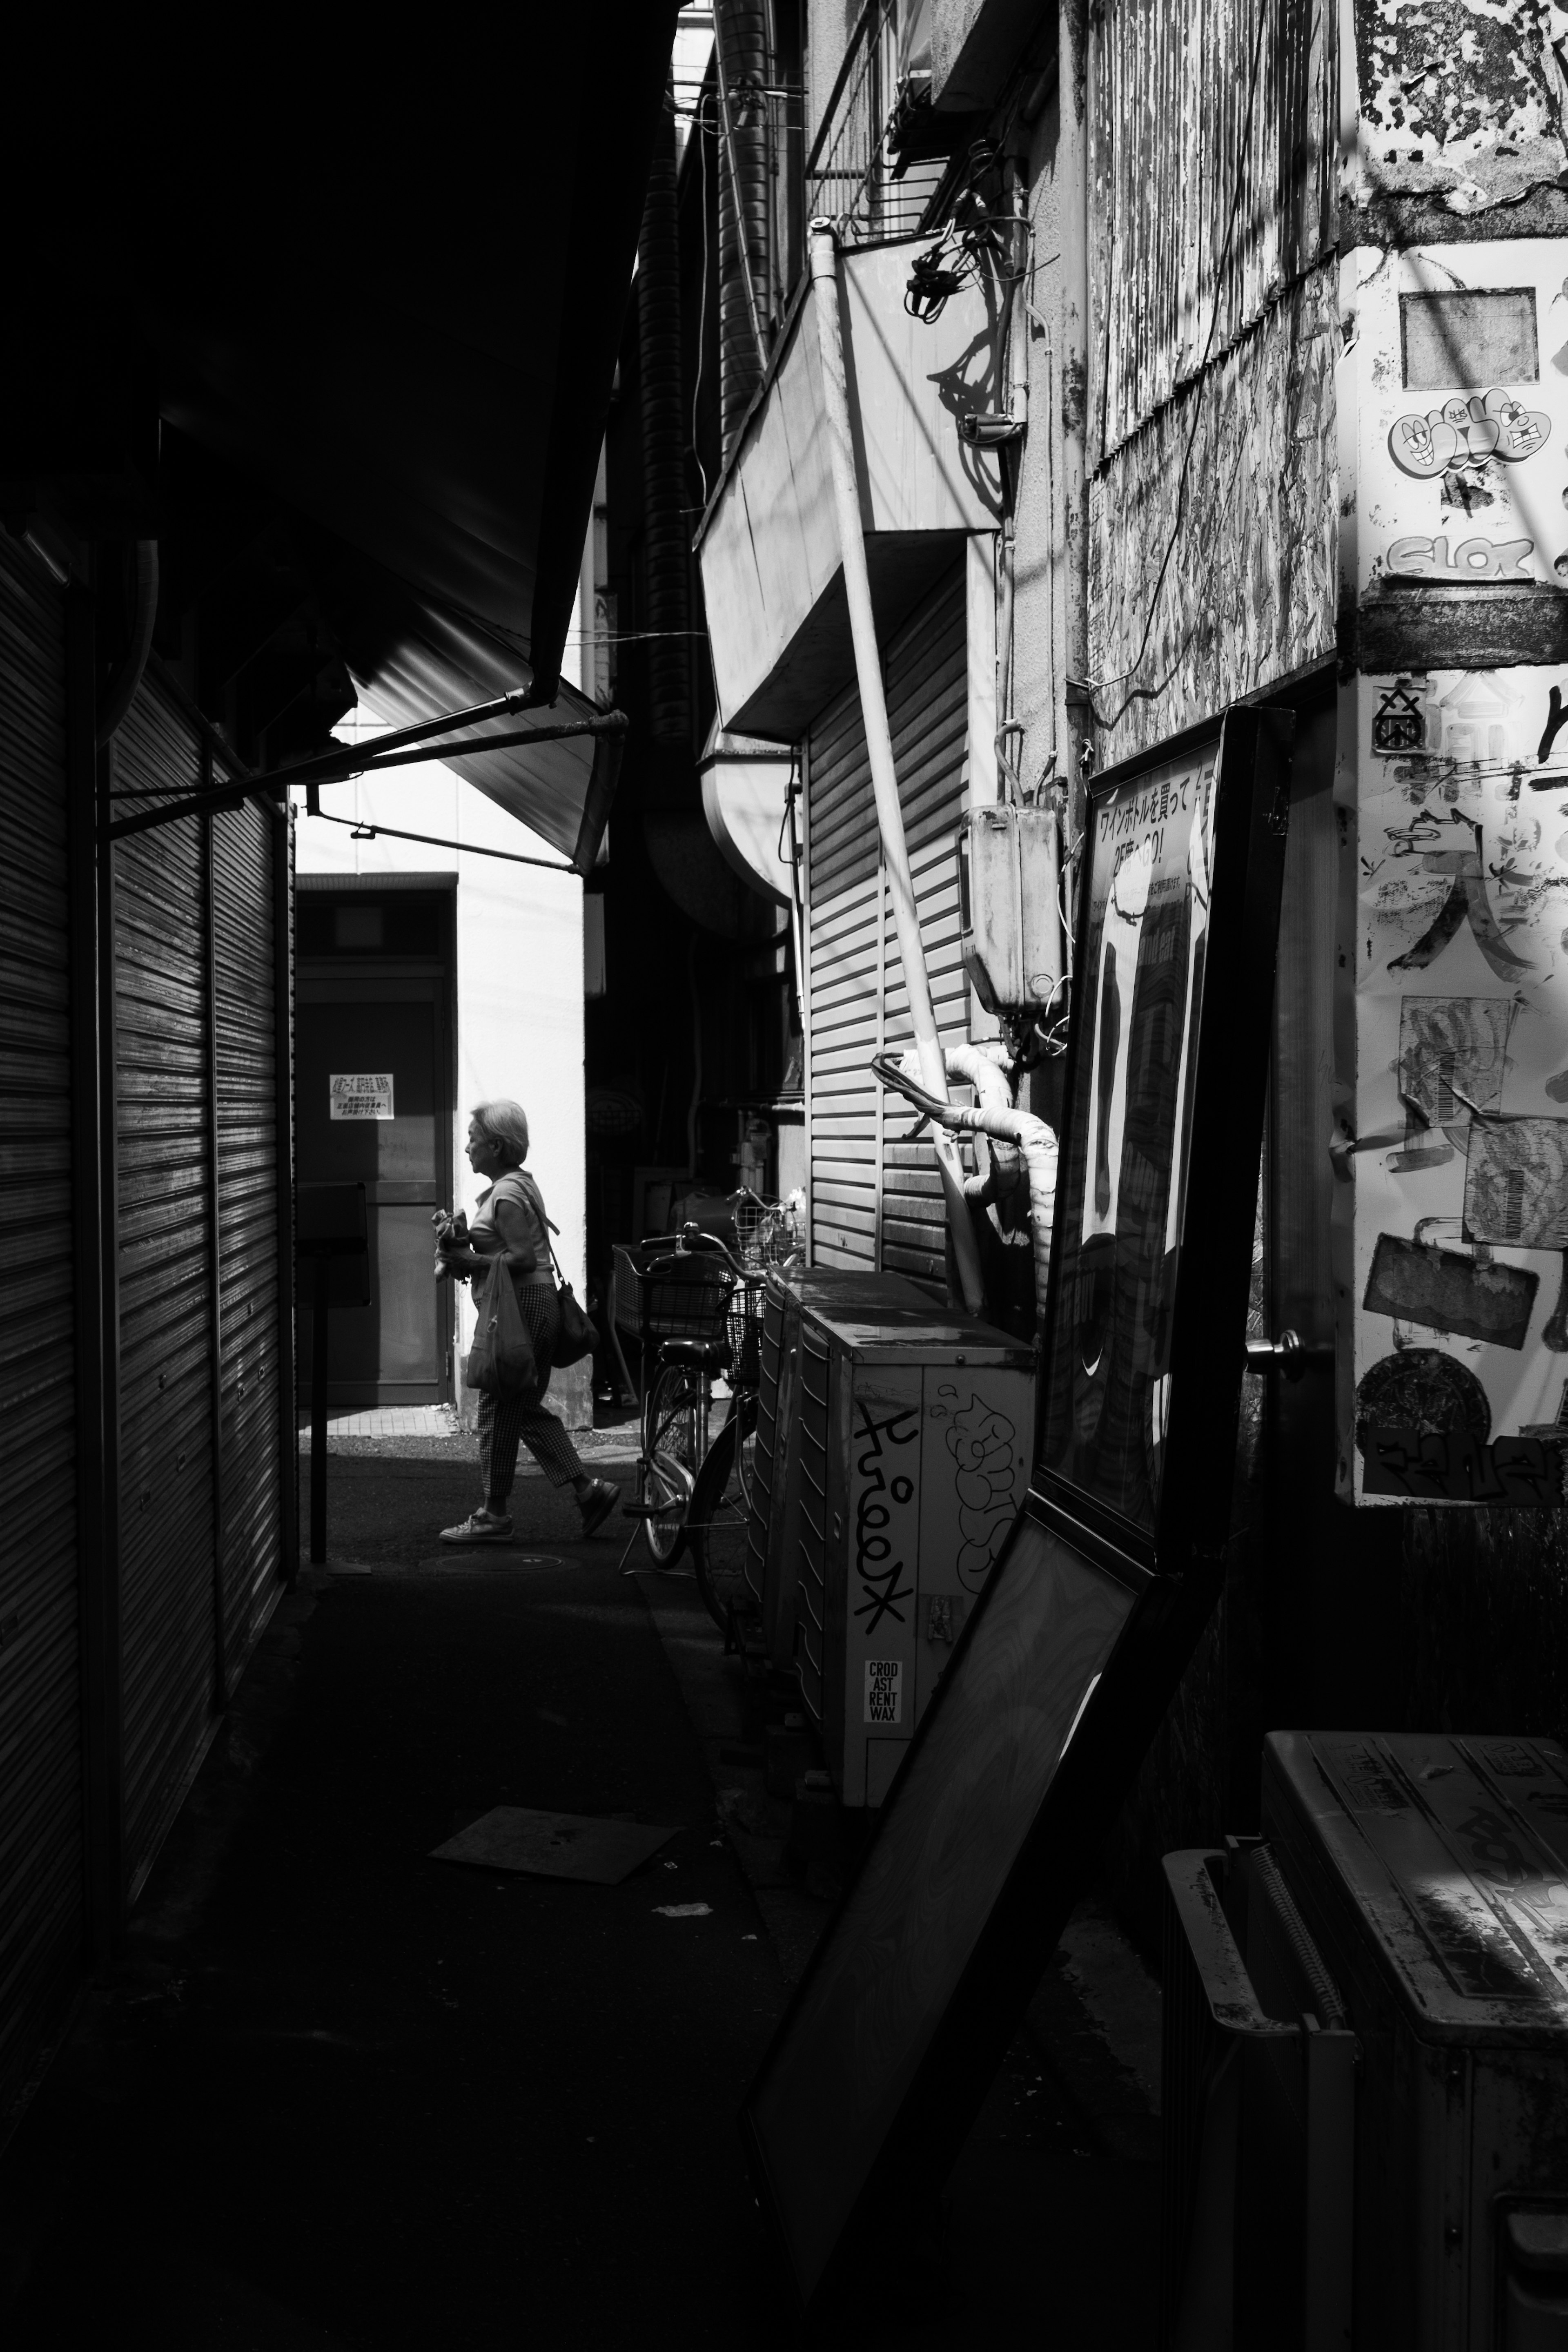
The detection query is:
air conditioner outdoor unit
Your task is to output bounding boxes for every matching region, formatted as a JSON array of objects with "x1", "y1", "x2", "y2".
[
  {"x1": 745, "y1": 1266, "x2": 931, "y2": 1674},
  {"x1": 1162, "y1": 1730, "x2": 1568, "y2": 2350},
  {"x1": 790, "y1": 1296, "x2": 1033, "y2": 1807}
]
